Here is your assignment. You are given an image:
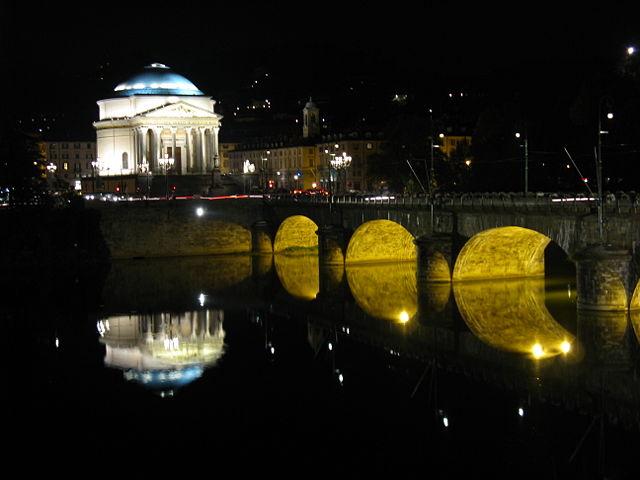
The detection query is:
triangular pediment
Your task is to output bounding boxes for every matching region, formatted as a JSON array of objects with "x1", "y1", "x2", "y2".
[{"x1": 141, "y1": 101, "x2": 217, "y2": 118}]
